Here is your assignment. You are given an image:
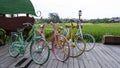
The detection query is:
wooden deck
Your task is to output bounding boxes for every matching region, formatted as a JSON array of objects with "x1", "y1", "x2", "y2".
[{"x1": 0, "y1": 43, "x2": 120, "y2": 68}]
